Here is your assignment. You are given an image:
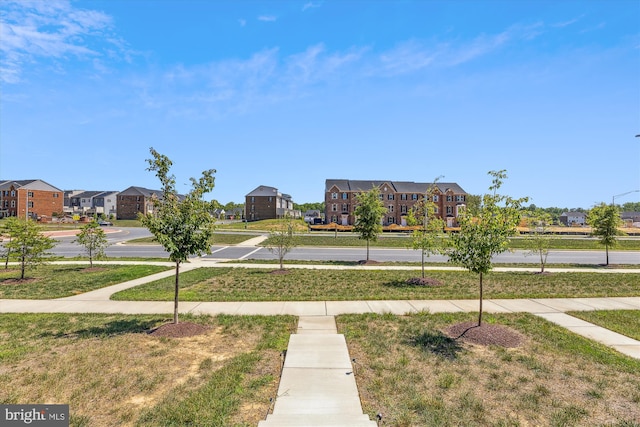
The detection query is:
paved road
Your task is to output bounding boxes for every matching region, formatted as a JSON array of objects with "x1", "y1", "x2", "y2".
[{"x1": 45, "y1": 227, "x2": 640, "y2": 265}]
